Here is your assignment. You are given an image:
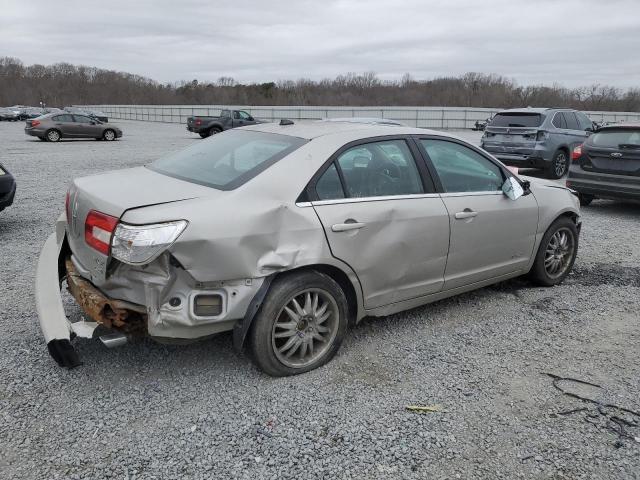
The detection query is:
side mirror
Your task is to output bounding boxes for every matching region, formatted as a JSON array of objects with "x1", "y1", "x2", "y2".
[
  {"x1": 502, "y1": 176, "x2": 524, "y2": 201},
  {"x1": 248, "y1": 116, "x2": 254, "y2": 121}
]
